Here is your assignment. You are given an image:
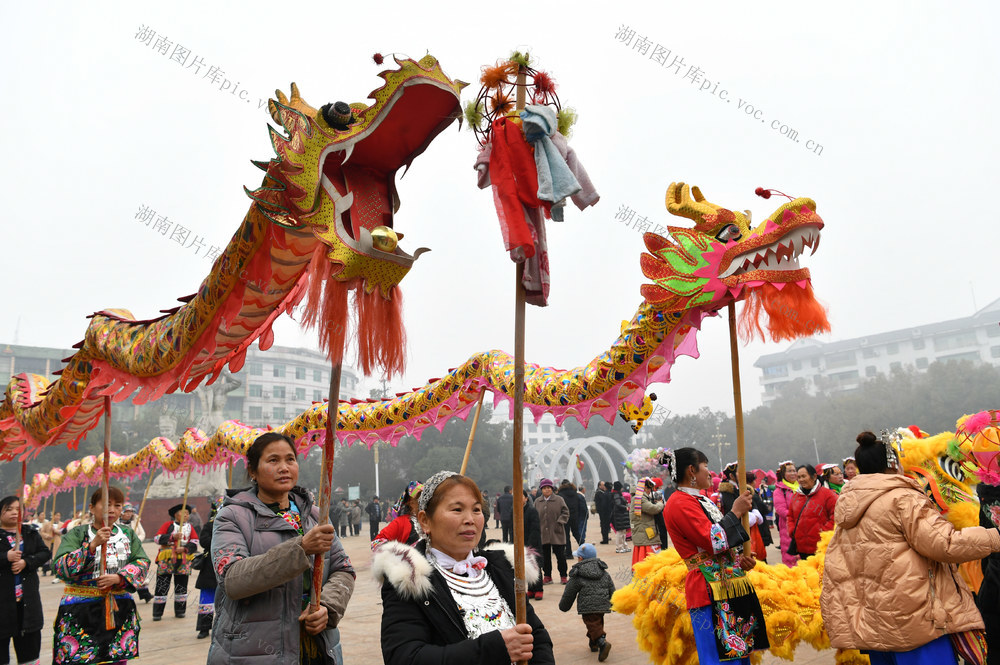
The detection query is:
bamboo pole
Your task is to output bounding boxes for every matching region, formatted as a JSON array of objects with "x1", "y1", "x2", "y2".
[
  {"x1": 310, "y1": 357, "x2": 344, "y2": 611},
  {"x1": 135, "y1": 470, "x2": 155, "y2": 530},
  {"x1": 72, "y1": 485, "x2": 77, "y2": 520},
  {"x1": 727, "y1": 303, "x2": 750, "y2": 534},
  {"x1": 460, "y1": 389, "x2": 487, "y2": 475},
  {"x1": 15, "y1": 460, "x2": 26, "y2": 548},
  {"x1": 510, "y1": 65, "x2": 529, "y2": 660},
  {"x1": 101, "y1": 396, "x2": 113, "y2": 630},
  {"x1": 227, "y1": 459, "x2": 234, "y2": 489}
]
